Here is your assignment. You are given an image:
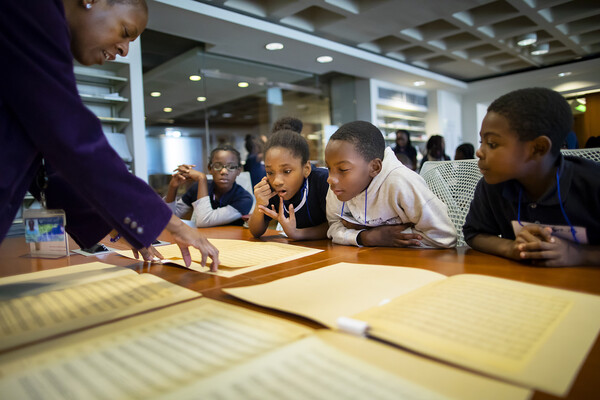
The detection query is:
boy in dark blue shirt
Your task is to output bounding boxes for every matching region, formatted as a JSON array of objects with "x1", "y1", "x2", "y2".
[{"x1": 463, "y1": 88, "x2": 600, "y2": 266}]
